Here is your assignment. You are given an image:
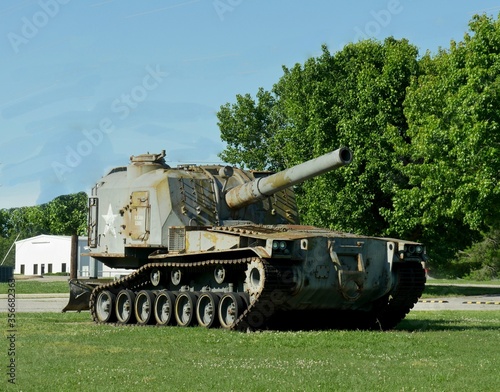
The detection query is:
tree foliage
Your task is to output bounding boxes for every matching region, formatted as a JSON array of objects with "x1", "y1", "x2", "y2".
[
  {"x1": 217, "y1": 14, "x2": 500, "y2": 274},
  {"x1": 219, "y1": 38, "x2": 419, "y2": 236},
  {"x1": 457, "y1": 225, "x2": 500, "y2": 280},
  {"x1": 0, "y1": 192, "x2": 88, "y2": 266},
  {"x1": 387, "y1": 14, "x2": 500, "y2": 263}
]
